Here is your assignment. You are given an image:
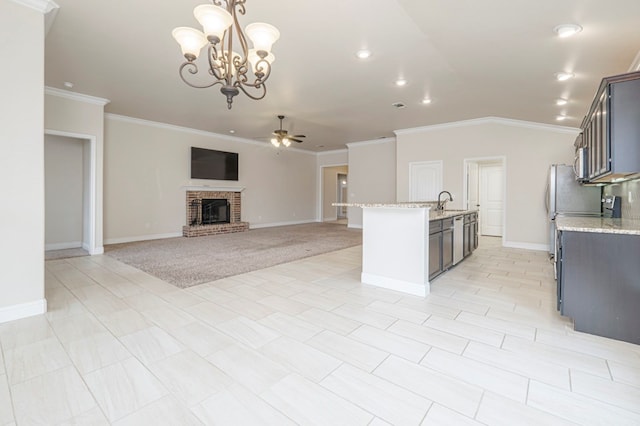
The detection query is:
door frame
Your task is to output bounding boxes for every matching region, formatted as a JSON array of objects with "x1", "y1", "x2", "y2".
[
  {"x1": 317, "y1": 163, "x2": 348, "y2": 222},
  {"x1": 463, "y1": 156, "x2": 507, "y2": 245},
  {"x1": 45, "y1": 129, "x2": 100, "y2": 255}
]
